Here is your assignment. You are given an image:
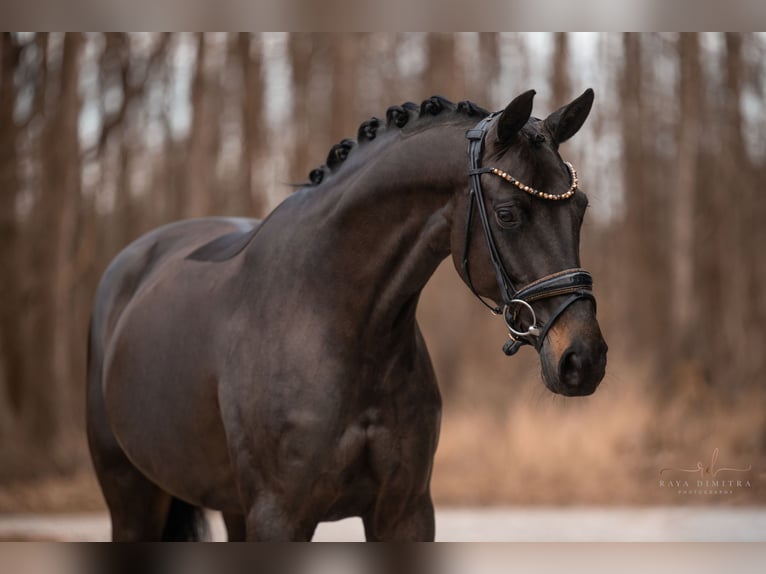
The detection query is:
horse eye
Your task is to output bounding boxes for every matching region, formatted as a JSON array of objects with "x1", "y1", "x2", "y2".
[{"x1": 496, "y1": 208, "x2": 518, "y2": 225}]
